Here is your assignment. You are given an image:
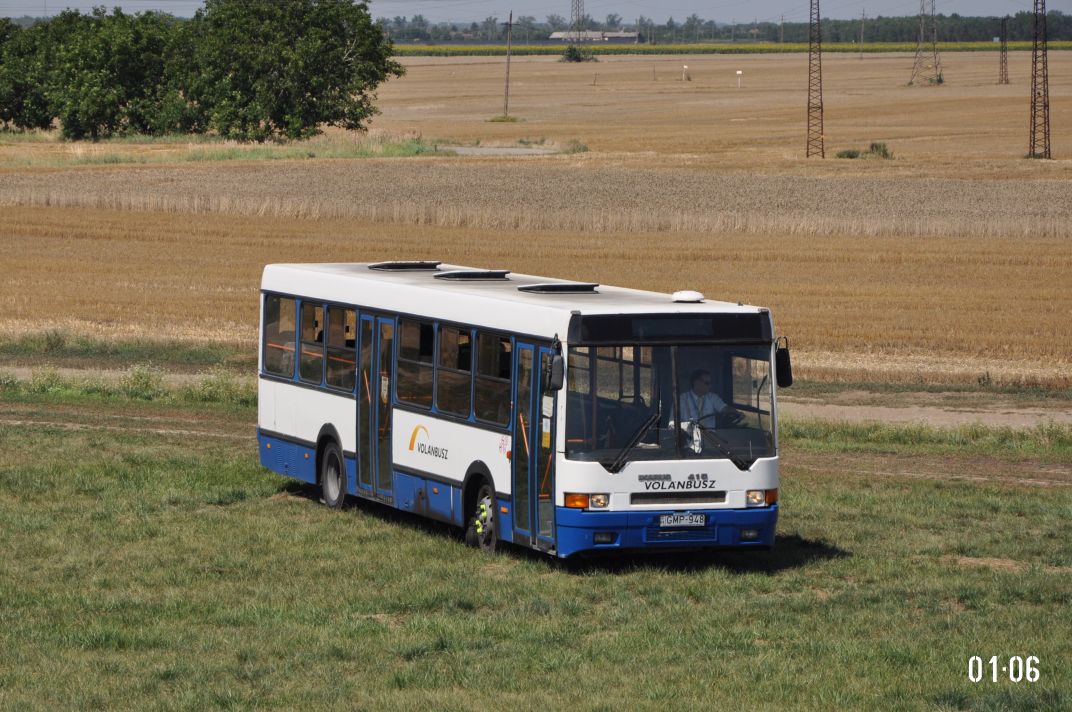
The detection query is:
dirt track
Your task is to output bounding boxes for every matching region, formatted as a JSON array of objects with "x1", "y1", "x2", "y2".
[
  {"x1": 779, "y1": 390, "x2": 1072, "y2": 428},
  {"x1": 2, "y1": 398, "x2": 1068, "y2": 490},
  {"x1": 5, "y1": 365, "x2": 1070, "y2": 431}
]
